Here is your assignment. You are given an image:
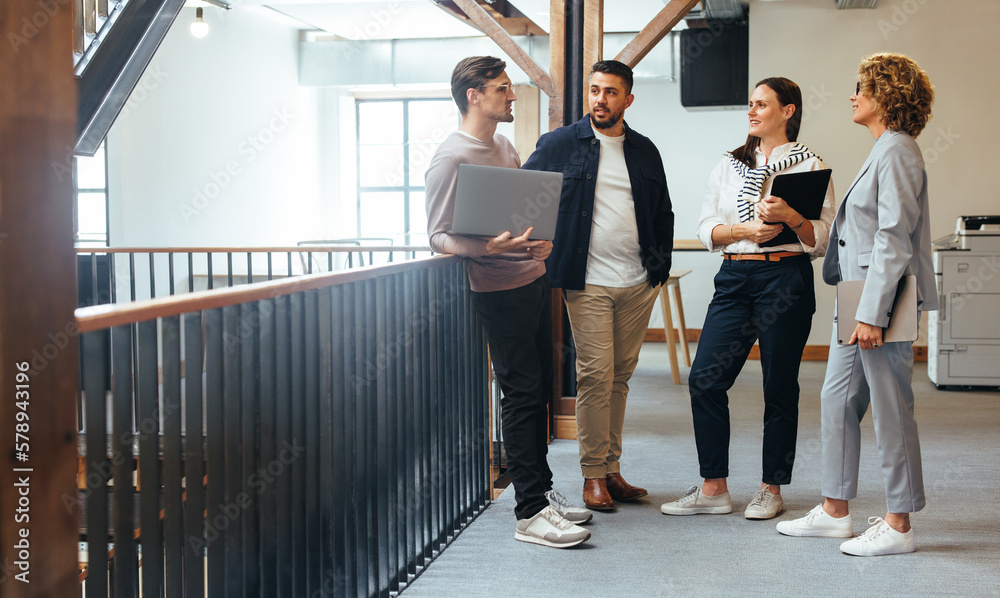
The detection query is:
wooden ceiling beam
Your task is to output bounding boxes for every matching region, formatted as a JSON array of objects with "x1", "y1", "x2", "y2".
[
  {"x1": 615, "y1": 0, "x2": 700, "y2": 68},
  {"x1": 434, "y1": 0, "x2": 546, "y2": 37},
  {"x1": 451, "y1": 0, "x2": 555, "y2": 97}
]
